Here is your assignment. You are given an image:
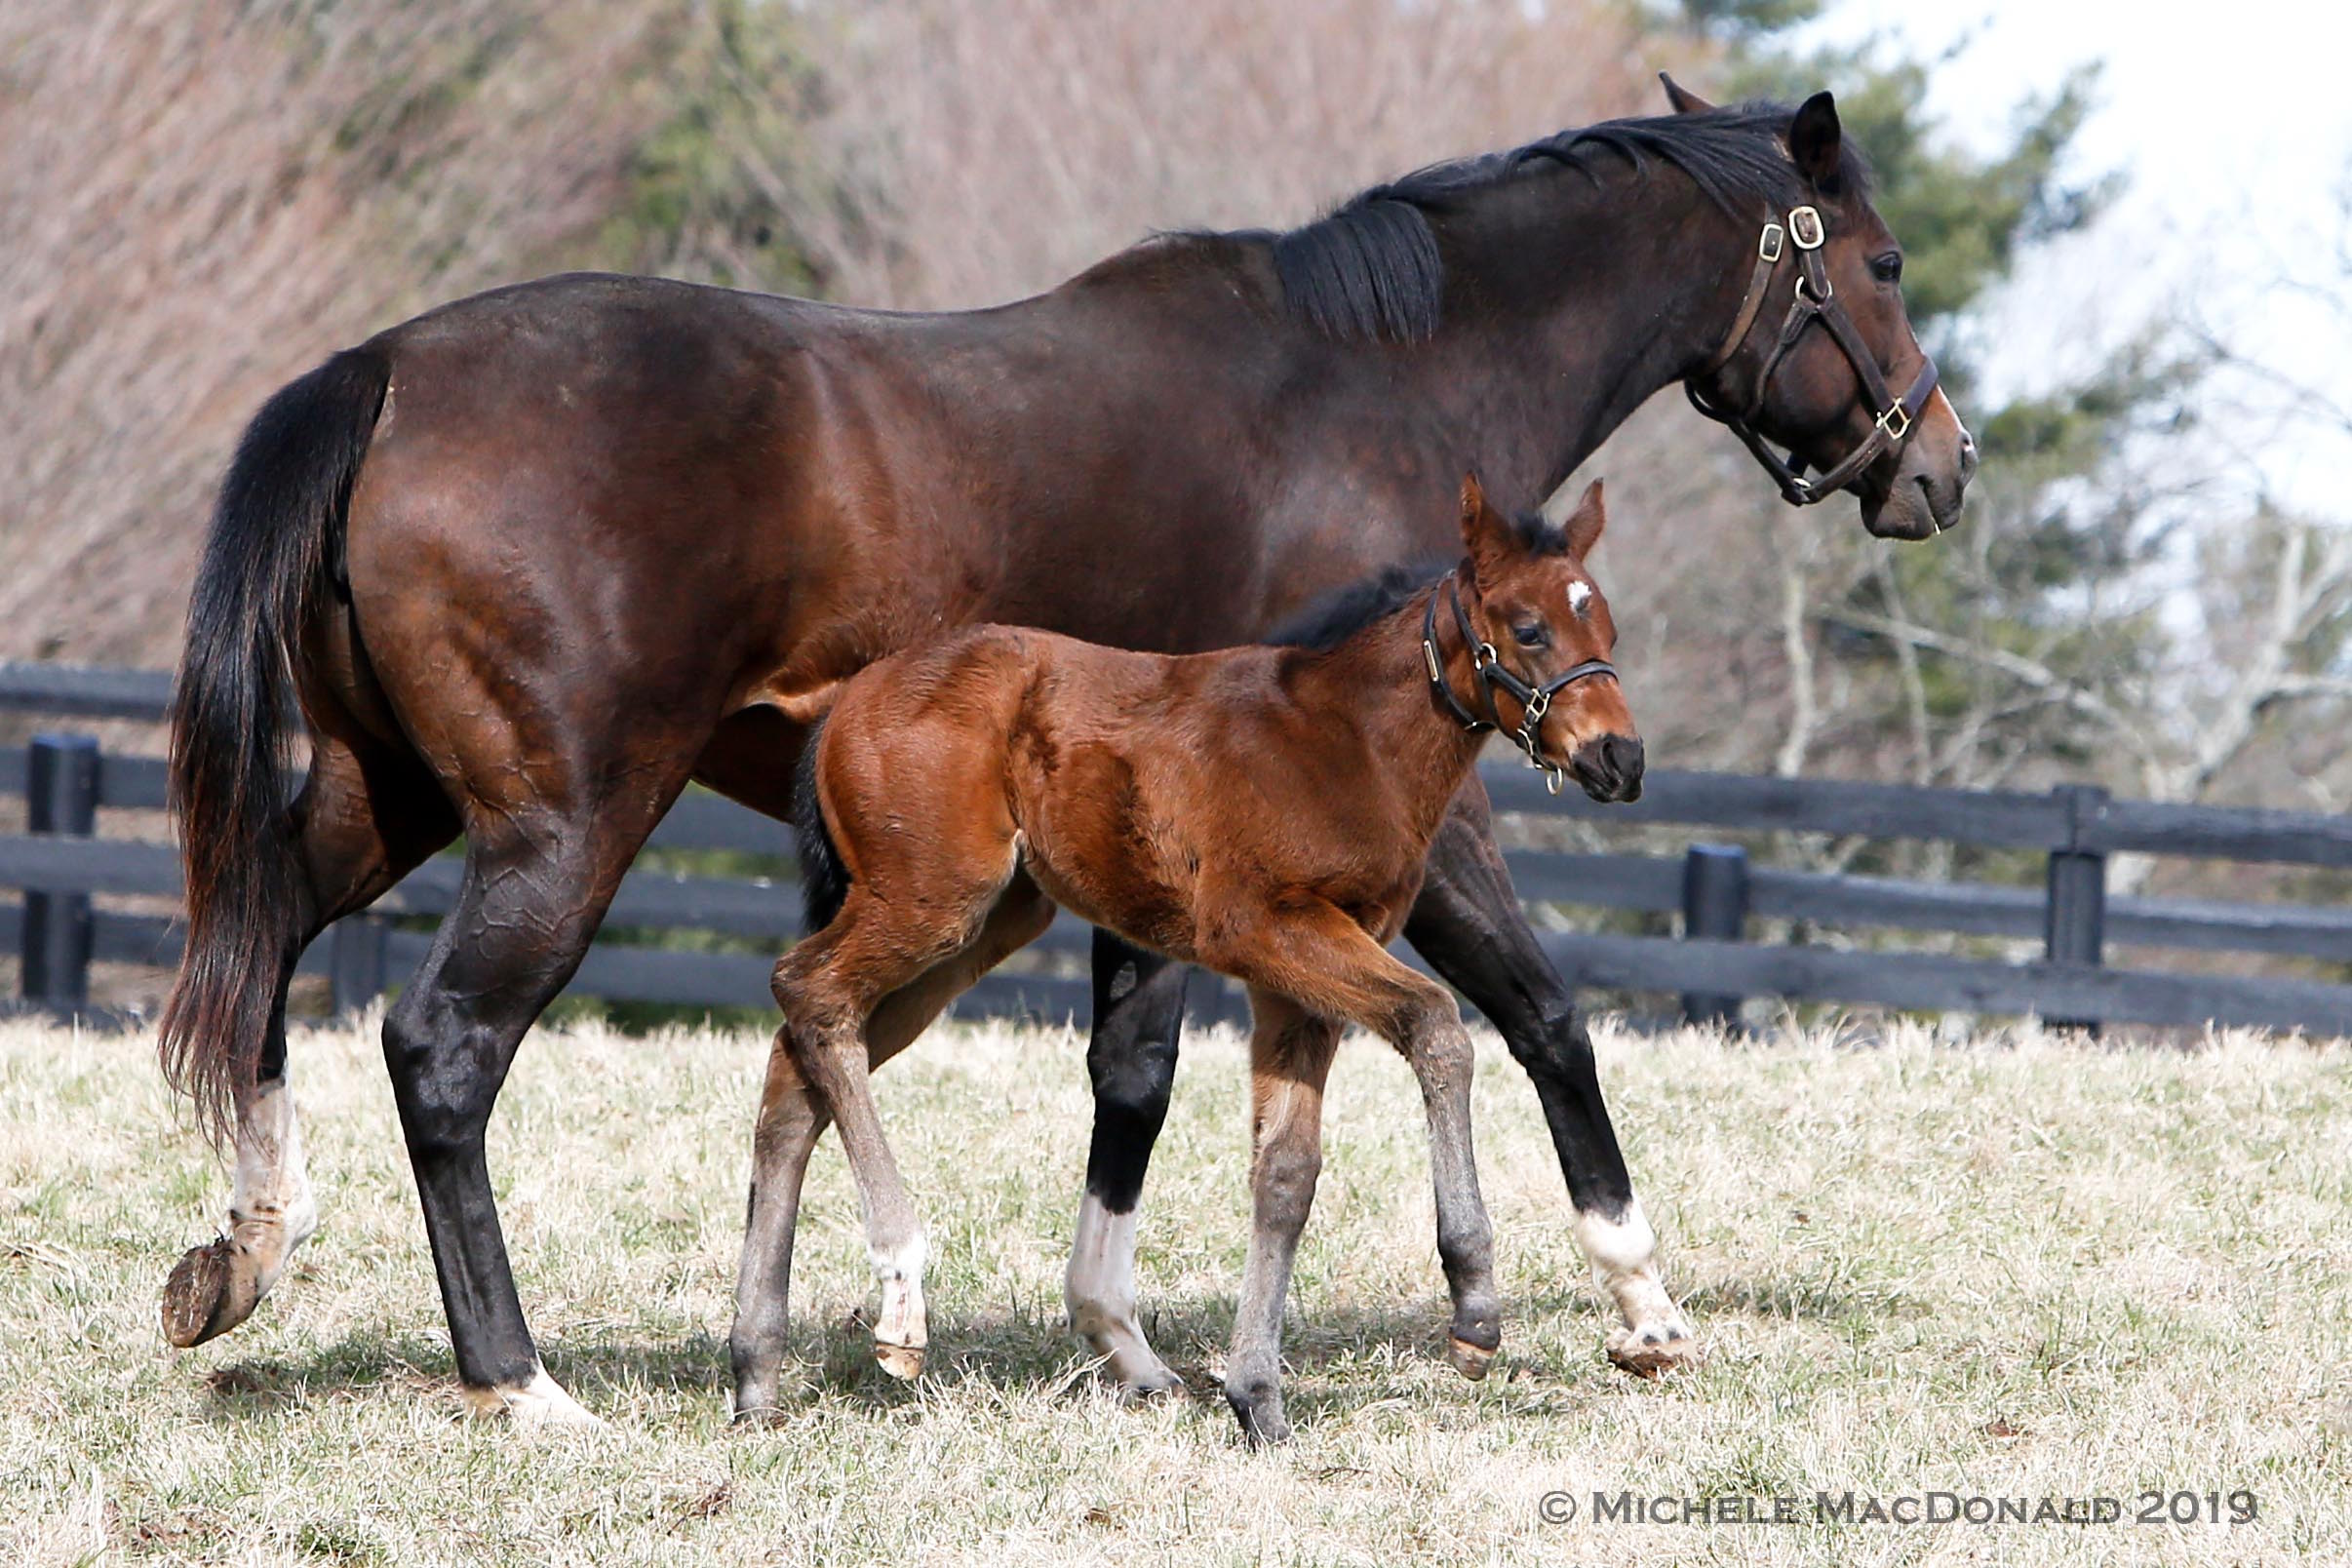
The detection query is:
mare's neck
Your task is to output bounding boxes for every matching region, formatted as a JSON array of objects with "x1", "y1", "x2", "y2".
[{"x1": 1335, "y1": 169, "x2": 1753, "y2": 505}]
